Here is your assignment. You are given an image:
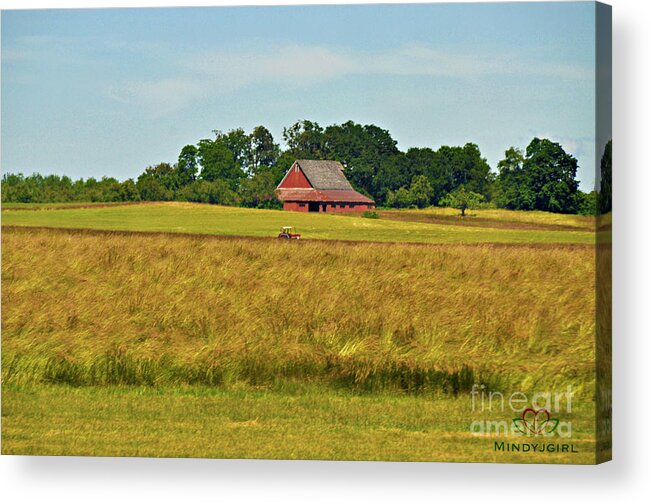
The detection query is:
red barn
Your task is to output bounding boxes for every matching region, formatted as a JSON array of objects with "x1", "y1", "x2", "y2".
[{"x1": 276, "y1": 160, "x2": 375, "y2": 213}]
